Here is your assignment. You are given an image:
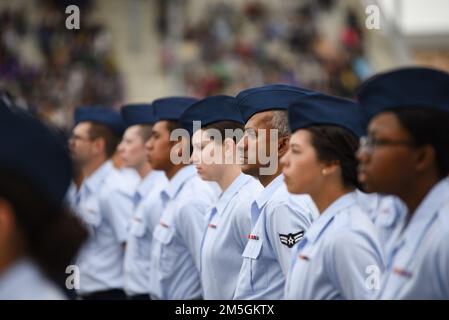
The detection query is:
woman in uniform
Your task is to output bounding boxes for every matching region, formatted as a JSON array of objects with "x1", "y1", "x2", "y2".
[
  {"x1": 356, "y1": 67, "x2": 449, "y2": 299},
  {"x1": 179, "y1": 95, "x2": 263, "y2": 299},
  {"x1": 281, "y1": 92, "x2": 384, "y2": 300}
]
